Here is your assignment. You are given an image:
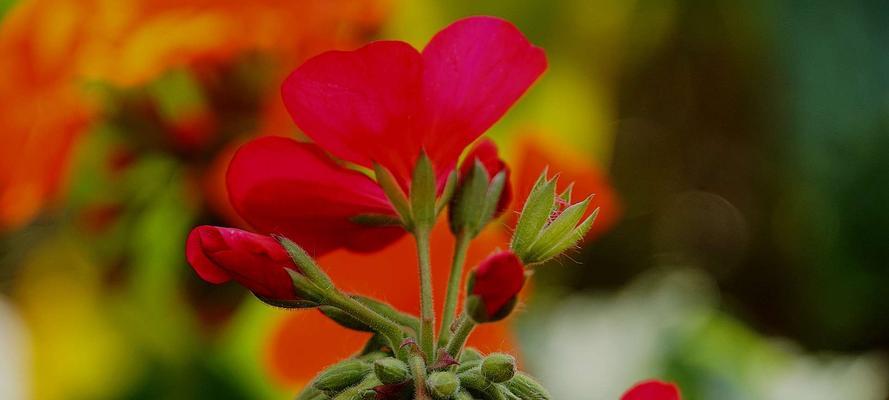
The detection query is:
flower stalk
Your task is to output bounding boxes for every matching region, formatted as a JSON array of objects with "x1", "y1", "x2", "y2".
[{"x1": 439, "y1": 231, "x2": 471, "y2": 344}]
